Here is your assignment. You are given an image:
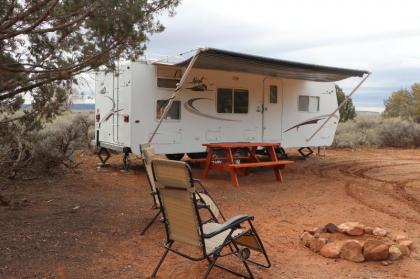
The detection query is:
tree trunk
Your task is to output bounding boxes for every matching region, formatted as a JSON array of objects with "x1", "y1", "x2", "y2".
[{"x1": 0, "y1": 194, "x2": 9, "y2": 206}]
